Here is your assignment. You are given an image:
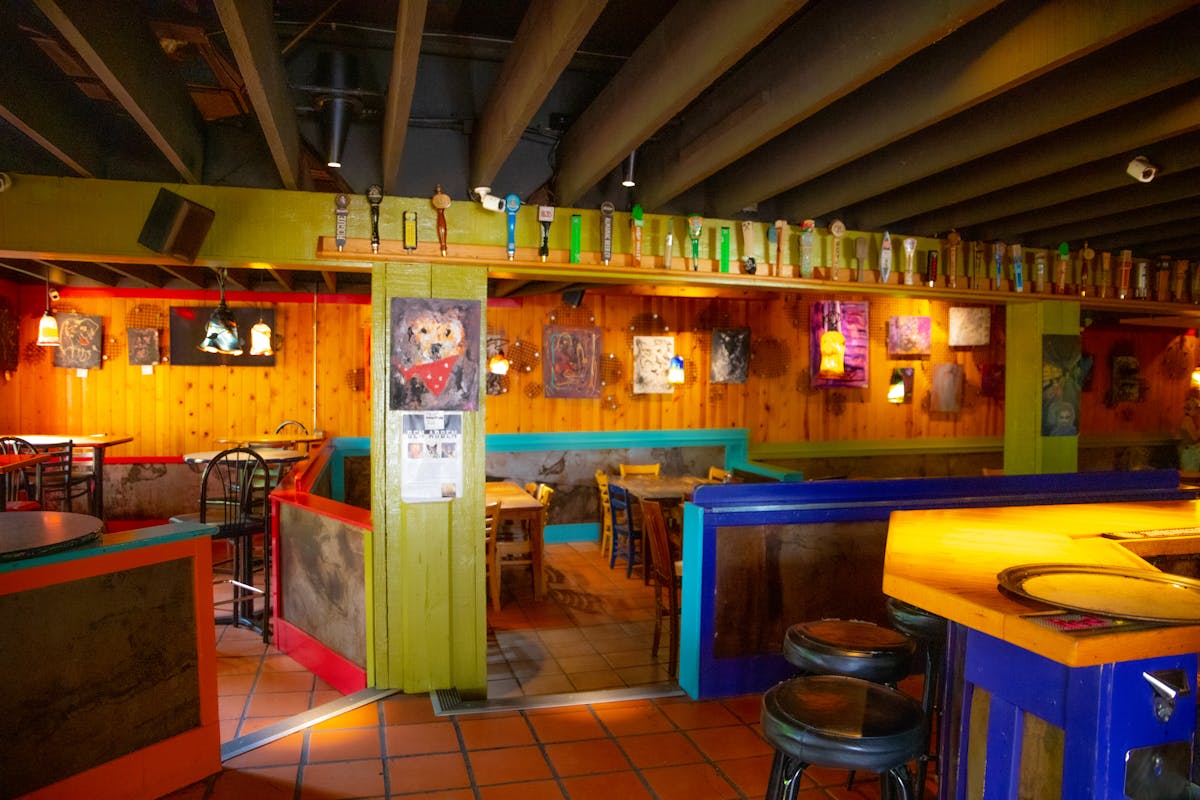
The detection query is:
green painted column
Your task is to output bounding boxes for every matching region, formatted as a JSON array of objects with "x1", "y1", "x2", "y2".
[
  {"x1": 1004, "y1": 300, "x2": 1080, "y2": 475},
  {"x1": 370, "y1": 261, "x2": 488, "y2": 696}
]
